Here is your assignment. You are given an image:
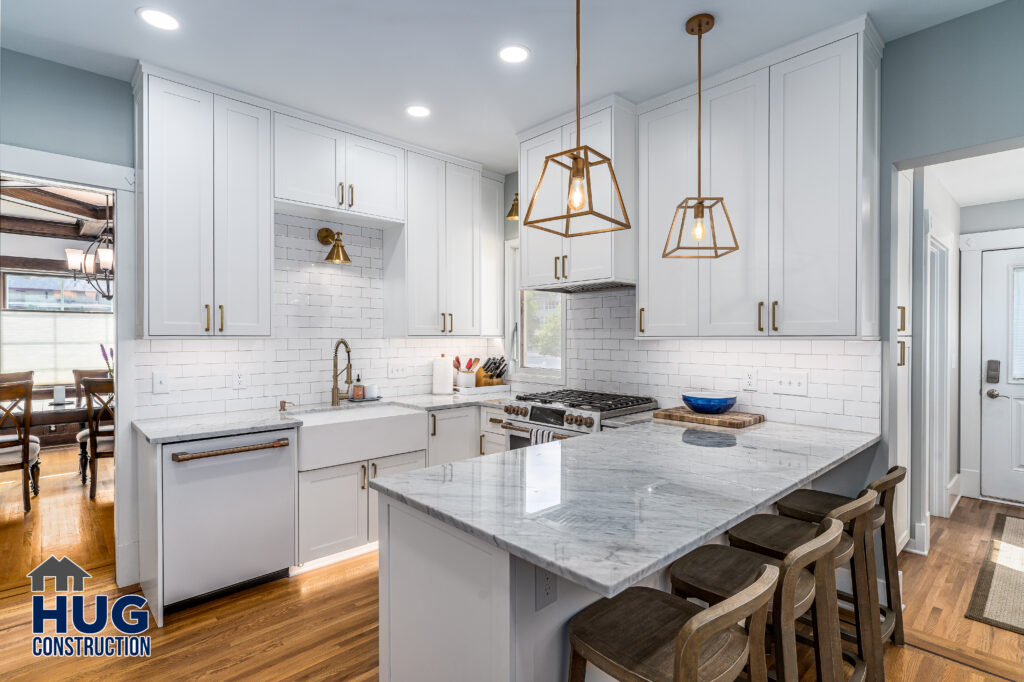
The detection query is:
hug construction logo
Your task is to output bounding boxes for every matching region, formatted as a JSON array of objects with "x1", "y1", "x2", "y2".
[{"x1": 28, "y1": 555, "x2": 151, "y2": 658}]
